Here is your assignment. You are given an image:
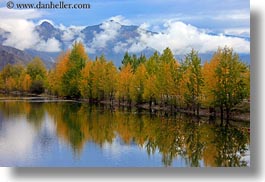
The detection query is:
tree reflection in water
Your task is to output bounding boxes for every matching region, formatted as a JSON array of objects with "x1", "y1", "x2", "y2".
[{"x1": 0, "y1": 101, "x2": 250, "y2": 167}]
